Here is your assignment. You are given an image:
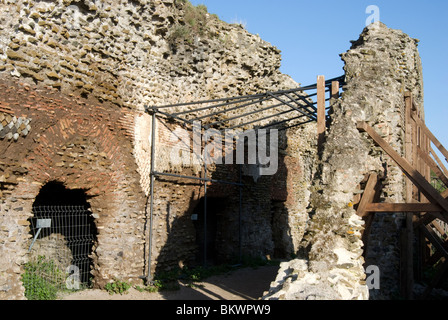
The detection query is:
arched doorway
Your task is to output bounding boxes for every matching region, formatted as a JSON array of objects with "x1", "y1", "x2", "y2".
[{"x1": 27, "y1": 181, "x2": 97, "y2": 290}]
